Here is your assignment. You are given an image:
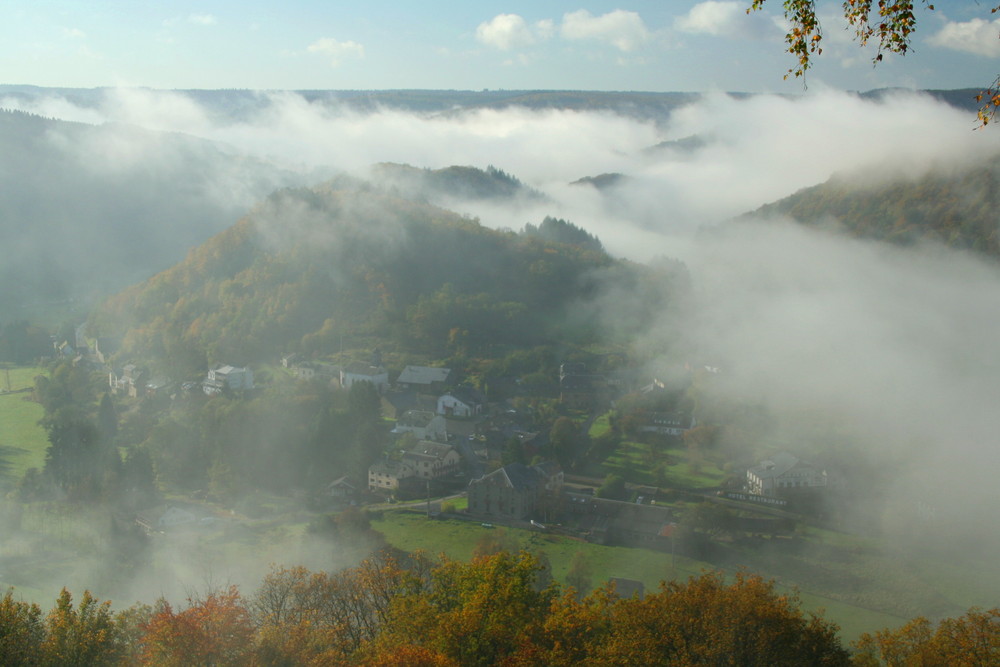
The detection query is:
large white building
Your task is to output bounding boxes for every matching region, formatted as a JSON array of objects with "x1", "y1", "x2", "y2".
[
  {"x1": 746, "y1": 452, "x2": 827, "y2": 496},
  {"x1": 204, "y1": 365, "x2": 254, "y2": 395}
]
